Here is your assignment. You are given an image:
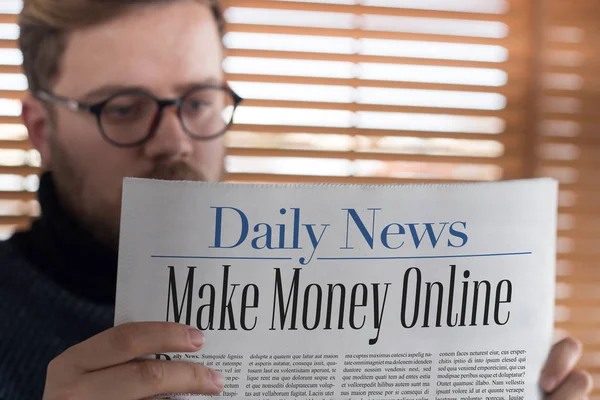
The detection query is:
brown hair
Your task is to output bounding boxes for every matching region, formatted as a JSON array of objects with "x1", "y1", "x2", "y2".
[{"x1": 18, "y1": 0, "x2": 226, "y2": 94}]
